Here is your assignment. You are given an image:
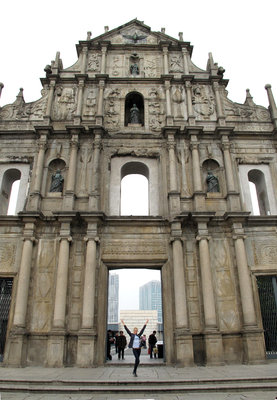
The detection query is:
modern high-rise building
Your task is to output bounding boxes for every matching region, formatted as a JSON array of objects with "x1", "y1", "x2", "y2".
[
  {"x1": 139, "y1": 280, "x2": 162, "y2": 322},
  {"x1": 108, "y1": 273, "x2": 119, "y2": 324}
]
